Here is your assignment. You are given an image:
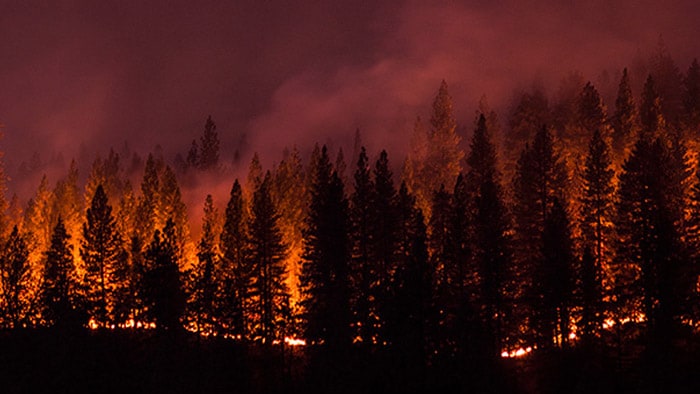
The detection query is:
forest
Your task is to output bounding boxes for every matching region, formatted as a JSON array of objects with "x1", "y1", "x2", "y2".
[{"x1": 2, "y1": 47, "x2": 700, "y2": 393}]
